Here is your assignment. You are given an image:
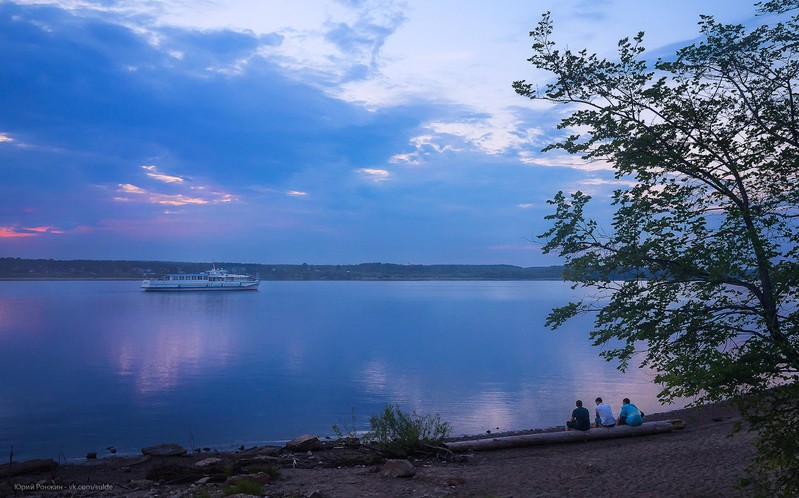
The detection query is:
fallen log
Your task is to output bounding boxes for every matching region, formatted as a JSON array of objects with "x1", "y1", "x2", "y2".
[{"x1": 444, "y1": 420, "x2": 682, "y2": 453}]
